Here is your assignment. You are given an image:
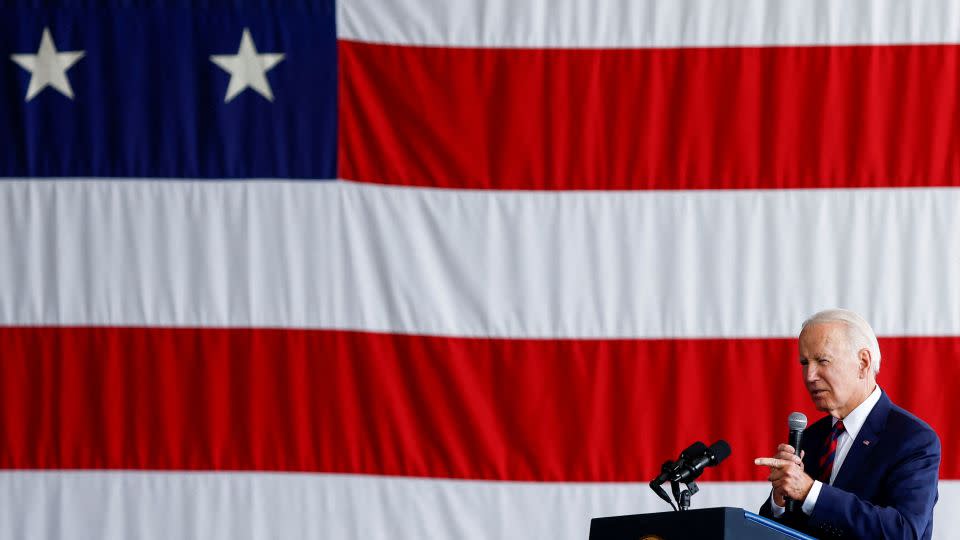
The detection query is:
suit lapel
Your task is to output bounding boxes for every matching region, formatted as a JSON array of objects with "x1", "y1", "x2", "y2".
[{"x1": 831, "y1": 391, "x2": 891, "y2": 490}]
